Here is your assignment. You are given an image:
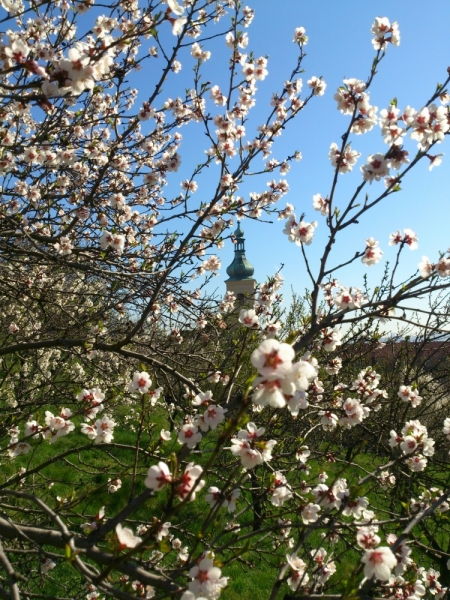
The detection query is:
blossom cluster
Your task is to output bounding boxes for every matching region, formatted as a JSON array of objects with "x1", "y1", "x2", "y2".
[
  {"x1": 183, "y1": 553, "x2": 228, "y2": 599},
  {"x1": 389, "y1": 228, "x2": 418, "y2": 249},
  {"x1": 283, "y1": 216, "x2": 318, "y2": 246},
  {"x1": 8, "y1": 409, "x2": 76, "y2": 455},
  {"x1": 173, "y1": 389, "x2": 228, "y2": 451},
  {"x1": 235, "y1": 272, "x2": 284, "y2": 334},
  {"x1": 333, "y1": 286, "x2": 368, "y2": 311},
  {"x1": 77, "y1": 387, "x2": 105, "y2": 420},
  {"x1": 371, "y1": 17, "x2": 400, "y2": 49},
  {"x1": 389, "y1": 420, "x2": 435, "y2": 471},
  {"x1": 398, "y1": 385, "x2": 422, "y2": 407},
  {"x1": 418, "y1": 253, "x2": 450, "y2": 279},
  {"x1": 230, "y1": 422, "x2": 277, "y2": 469},
  {"x1": 249, "y1": 339, "x2": 317, "y2": 411},
  {"x1": 361, "y1": 237, "x2": 383, "y2": 266},
  {"x1": 334, "y1": 77, "x2": 377, "y2": 131},
  {"x1": 145, "y1": 461, "x2": 205, "y2": 502},
  {"x1": 81, "y1": 415, "x2": 117, "y2": 444}
]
